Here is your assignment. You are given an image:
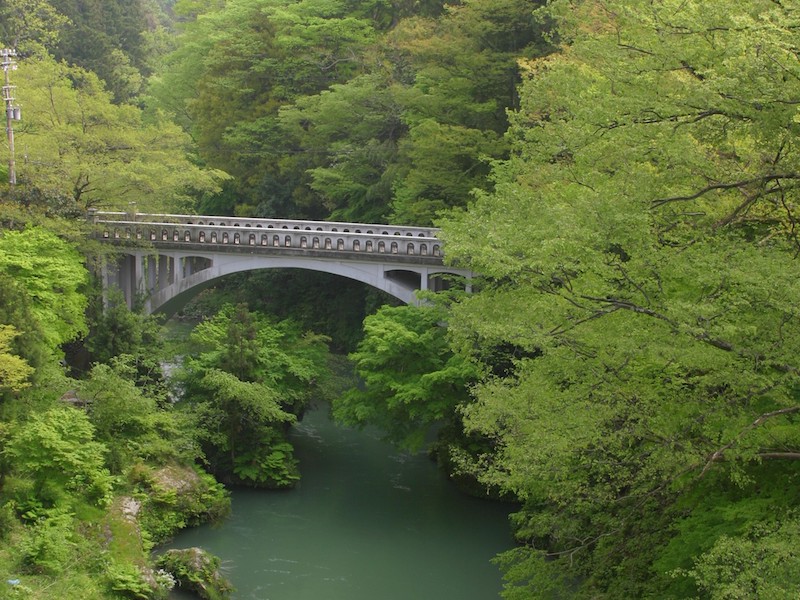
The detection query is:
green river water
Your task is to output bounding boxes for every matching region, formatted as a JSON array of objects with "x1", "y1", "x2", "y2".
[{"x1": 165, "y1": 403, "x2": 514, "y2": 599}]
